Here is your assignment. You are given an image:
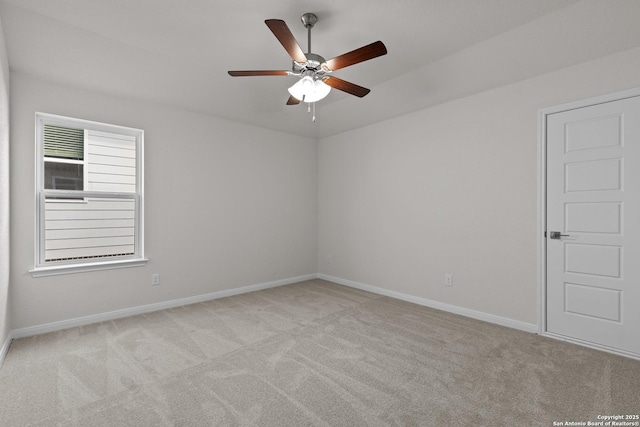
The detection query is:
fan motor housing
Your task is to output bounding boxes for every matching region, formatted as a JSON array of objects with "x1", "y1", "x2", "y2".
[{"x1": 292, "y1": 53, "x2": 327, "y2": 74}]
